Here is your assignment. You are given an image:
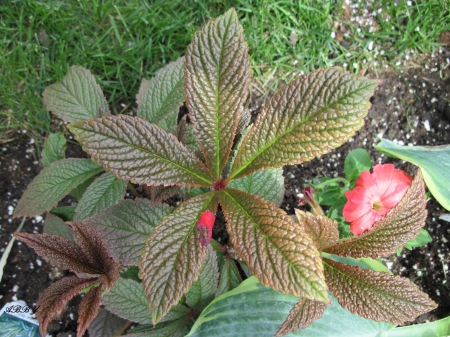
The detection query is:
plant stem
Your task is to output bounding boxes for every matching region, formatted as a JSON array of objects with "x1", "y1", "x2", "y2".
[
  {"x1": 313, "y1": 177, "x2": 349, "y2": 189},
  {"x1": 127, "y1": 182, "x2": 142, "y2": 198}
]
